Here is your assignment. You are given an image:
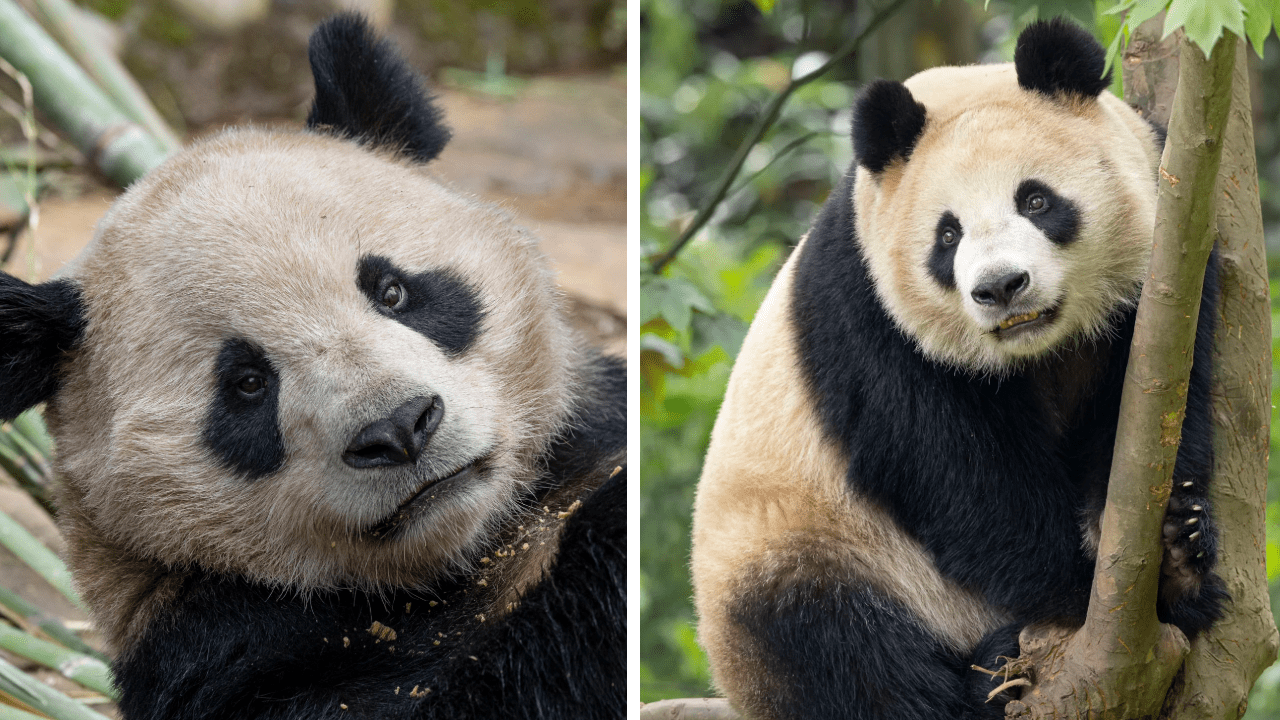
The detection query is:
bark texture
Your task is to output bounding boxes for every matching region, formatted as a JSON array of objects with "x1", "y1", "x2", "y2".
[
  {"x1": 1162, "y1": 38, "x2": 1279, "y2": 720},
  {"x1": 1006, "y1": 31, "x2": 1238, "y2": 720}
]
